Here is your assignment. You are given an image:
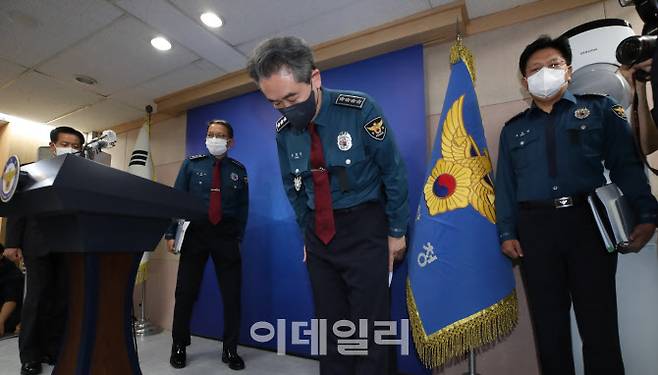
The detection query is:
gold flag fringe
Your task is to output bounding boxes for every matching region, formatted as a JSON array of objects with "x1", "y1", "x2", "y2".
[
  {"x1": 449, "y1": 35, "x2": 476, "y2": 83},
  {"x1": 406, "y1": 279, "x2": 518, "y2": 369}
]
